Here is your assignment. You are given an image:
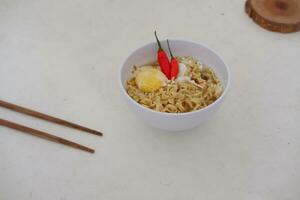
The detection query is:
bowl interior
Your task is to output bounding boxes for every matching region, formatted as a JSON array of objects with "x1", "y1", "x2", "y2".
[{"x1": 120, "y1": 40, "x2": 229, "y2": 93}]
